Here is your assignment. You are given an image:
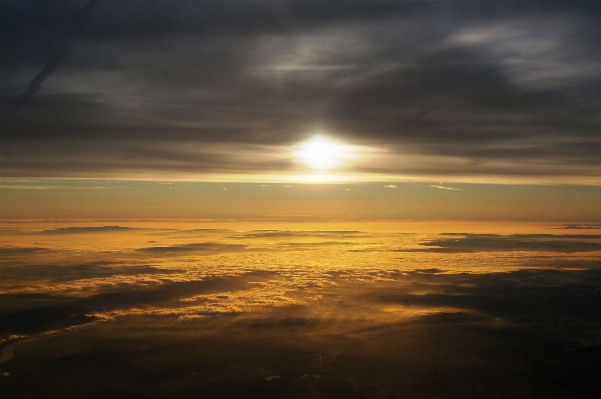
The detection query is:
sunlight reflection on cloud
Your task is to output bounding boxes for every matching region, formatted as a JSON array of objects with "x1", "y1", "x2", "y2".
[{"x1": 1, "y1": 221, "x2": 600, "y2": 326}]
